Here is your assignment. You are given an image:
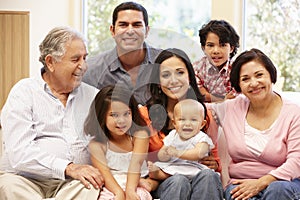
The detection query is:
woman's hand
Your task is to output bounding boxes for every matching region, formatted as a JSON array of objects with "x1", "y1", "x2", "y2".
[
  {"x1": 230, "y1": 179, "x2": 262, "y2": 200},
  {"x1": 200, "y1": 155, "x2": 218, "y2": 170},
  {"x1": 230, "y1": 175, "x2": 276, "y2": 200}
]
